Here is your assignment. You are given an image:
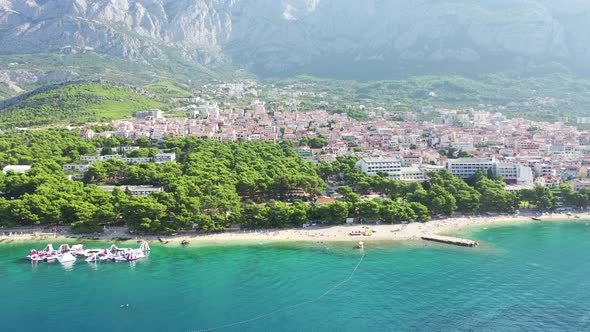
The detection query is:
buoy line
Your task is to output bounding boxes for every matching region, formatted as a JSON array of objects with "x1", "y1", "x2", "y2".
[{"x1": 192, "y1": 251, "x2": 366, "y2": 332}]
